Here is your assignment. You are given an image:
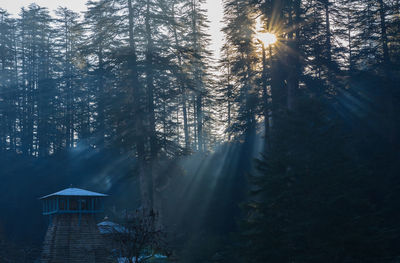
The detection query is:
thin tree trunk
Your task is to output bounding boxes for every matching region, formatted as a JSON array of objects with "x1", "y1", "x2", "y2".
[
  {"x1": 286, "y1": 0, "x2": 300, "y2": 111},
  {"x1": 191, "y1": 0, "x2": 203, "y2": 151},
  {"x1": 324, "y1": 0, "x2": 332, "y2": 63},
  {"x1": 347, "y1": 11, "x2": 353, "y2": 72},
  {"x1": 227, "y1": 83, "x2": 232, "y2": 141},
  {"x1": 128, "y1": 0, "x2": 153, "y2": 210},
  {"x1": 377, "y1": 0, "x2": 396, "y2": 151},
  {"x1": 172, "y1": 1, "x2": 190, "y2": 149},
  {"x1": 378, "y1": 0, "x2": 390, "y2": 66},
  {"x1": 145, "y1": 0, "x2": 157, "y2": 159},
  {"x1": 261, "y1": 45, "x2": 269, "y2": 152}
]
